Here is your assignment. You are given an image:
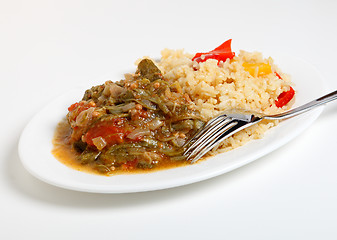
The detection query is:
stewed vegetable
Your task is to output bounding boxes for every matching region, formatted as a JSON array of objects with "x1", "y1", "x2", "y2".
[{"x1": 66, "y1": 59, "x2": 206, "y2": 174}]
